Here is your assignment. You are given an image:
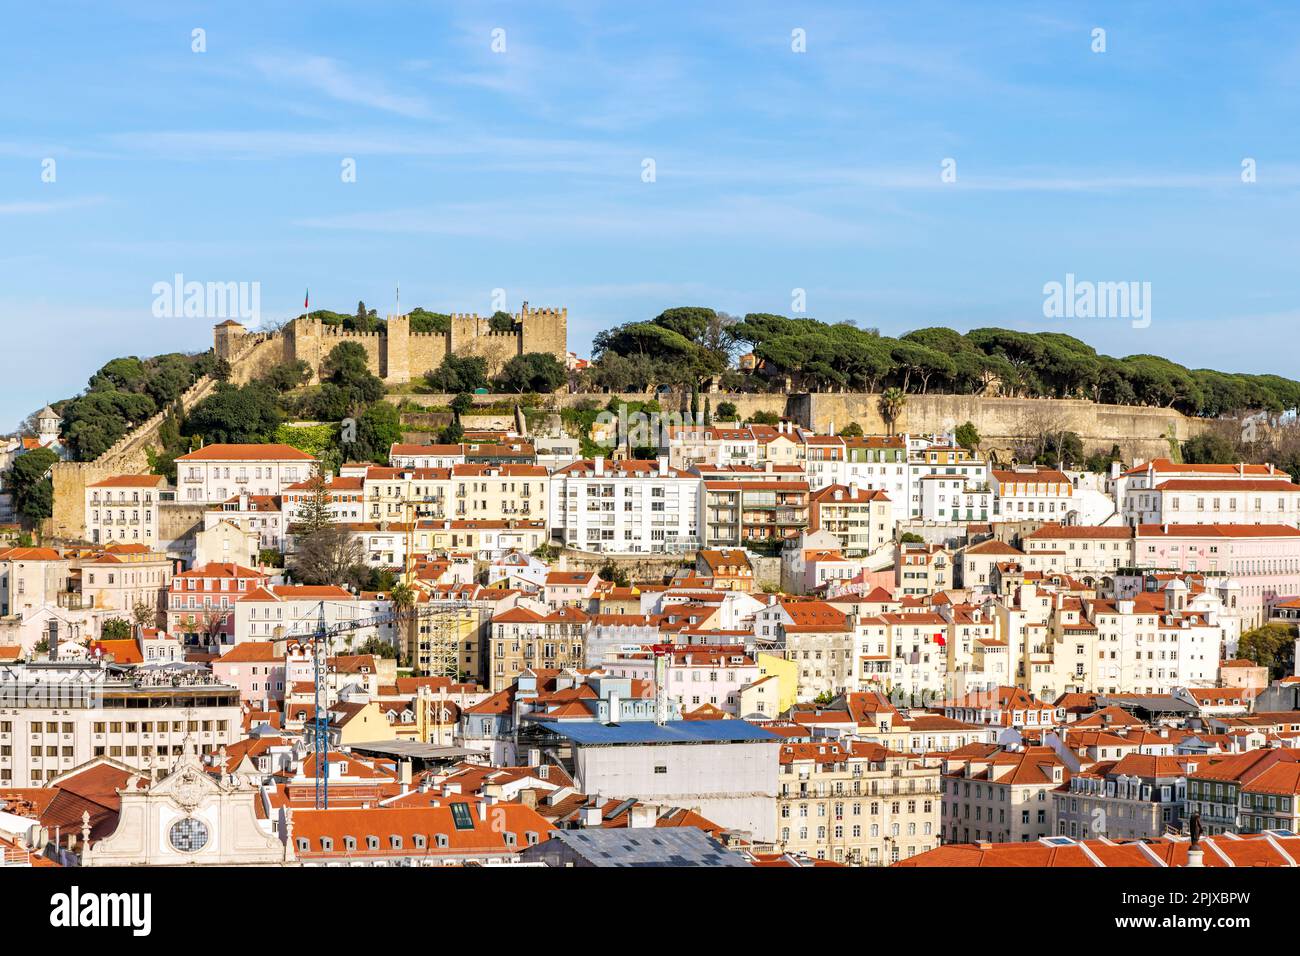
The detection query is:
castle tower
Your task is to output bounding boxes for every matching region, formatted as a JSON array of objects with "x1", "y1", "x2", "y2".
[
  {"x1": 384, "y1": 313, "x2": 411, "y2": 384},
  {"x1": 519, "y1": 302, "x2": 568, "y2": 363},
  {"x1": 213, "y1": 319, "x2": 247, "y2": 361},
  {"x1": 288, "y1": 315, "x2": 324, "y2": 380}
]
